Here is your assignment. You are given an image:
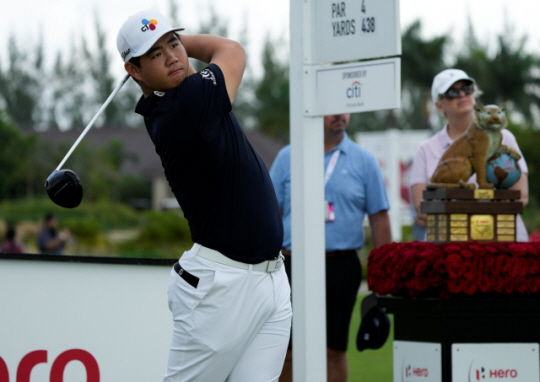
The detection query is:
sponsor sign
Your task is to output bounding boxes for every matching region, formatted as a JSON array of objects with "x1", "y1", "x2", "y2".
[
  {"x1": 0, "y1": 258, "x2": 173, "y2": 381},
  {"x1": 393, "y1": 341, "x2": 442, "y2": 382},
  {"x1": 452, "y1": 343, "x2": 540, "y2": 381},
  {"x1": 304, "y1": 57, "x2": 400, "y2": 116},
  {"x1": 312, "y1": 0, "x2": 400, "y2": 64}
]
